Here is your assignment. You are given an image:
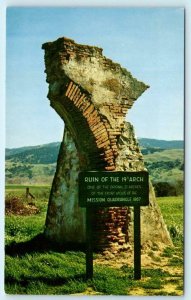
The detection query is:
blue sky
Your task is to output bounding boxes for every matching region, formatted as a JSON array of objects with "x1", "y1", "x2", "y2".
[{"x1": 6, "y1": 7, "x2": 184, "y2": 148}]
